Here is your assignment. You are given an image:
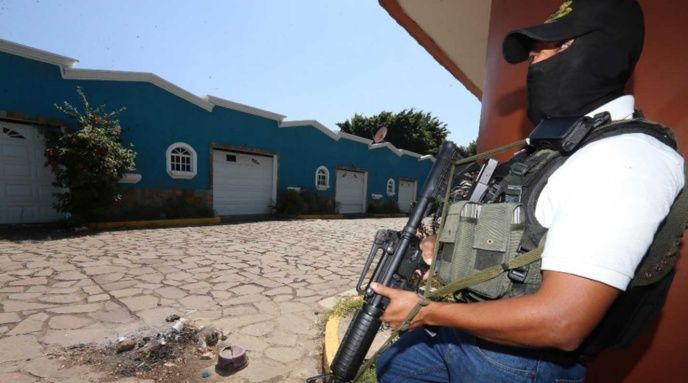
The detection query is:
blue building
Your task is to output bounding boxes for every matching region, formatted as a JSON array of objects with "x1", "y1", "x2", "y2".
[{"x1": 0, "y1": 39, "x2": 433, "y2": 224}]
